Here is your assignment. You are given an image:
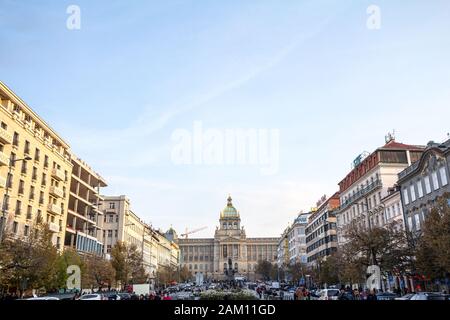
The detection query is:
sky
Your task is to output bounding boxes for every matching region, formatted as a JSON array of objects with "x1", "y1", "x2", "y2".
[{"x1": 1, "y1": 0, "x2": 450, "y2": 238}]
